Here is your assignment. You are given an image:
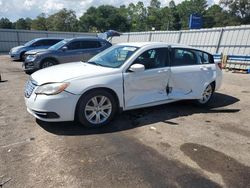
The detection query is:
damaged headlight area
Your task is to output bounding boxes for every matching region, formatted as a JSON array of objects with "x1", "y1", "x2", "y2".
[
  {"x1": 35, "y1": 82, "x2": 69, "y2": 95},
  {"x1": 26, "y1": 54, "x2": 39, "y2": 61}
]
